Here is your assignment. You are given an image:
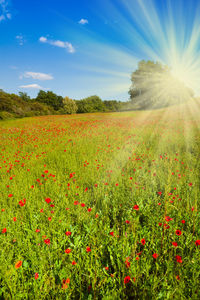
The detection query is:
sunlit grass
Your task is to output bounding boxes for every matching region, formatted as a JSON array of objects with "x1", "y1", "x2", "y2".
[{"x1": 0, "y1": 106, "x2": 200, "y2": 299}]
